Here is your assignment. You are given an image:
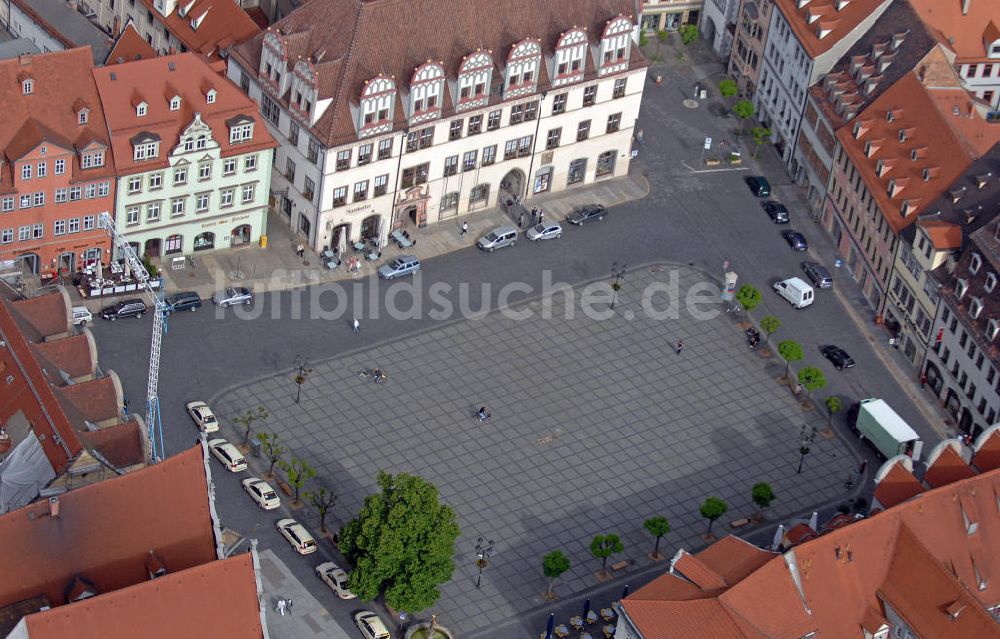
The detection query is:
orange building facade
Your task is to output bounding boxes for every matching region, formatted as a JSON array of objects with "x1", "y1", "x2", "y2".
[{"x1": 0, "y1": 48, "x2": 114, "y2": 280}]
